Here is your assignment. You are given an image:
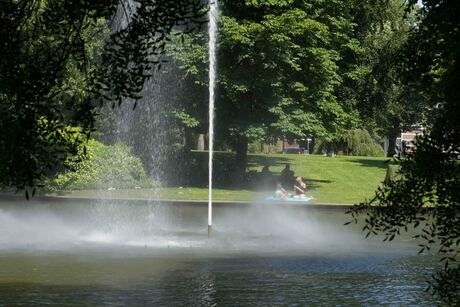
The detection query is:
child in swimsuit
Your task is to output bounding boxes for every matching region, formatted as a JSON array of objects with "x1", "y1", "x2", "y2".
[
  {"x1": 294, "y1": 176, "x2": 306, "y2": 199},
  {"x1": 275, "y1": 183, "x2": 288, "y2": 199}
]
